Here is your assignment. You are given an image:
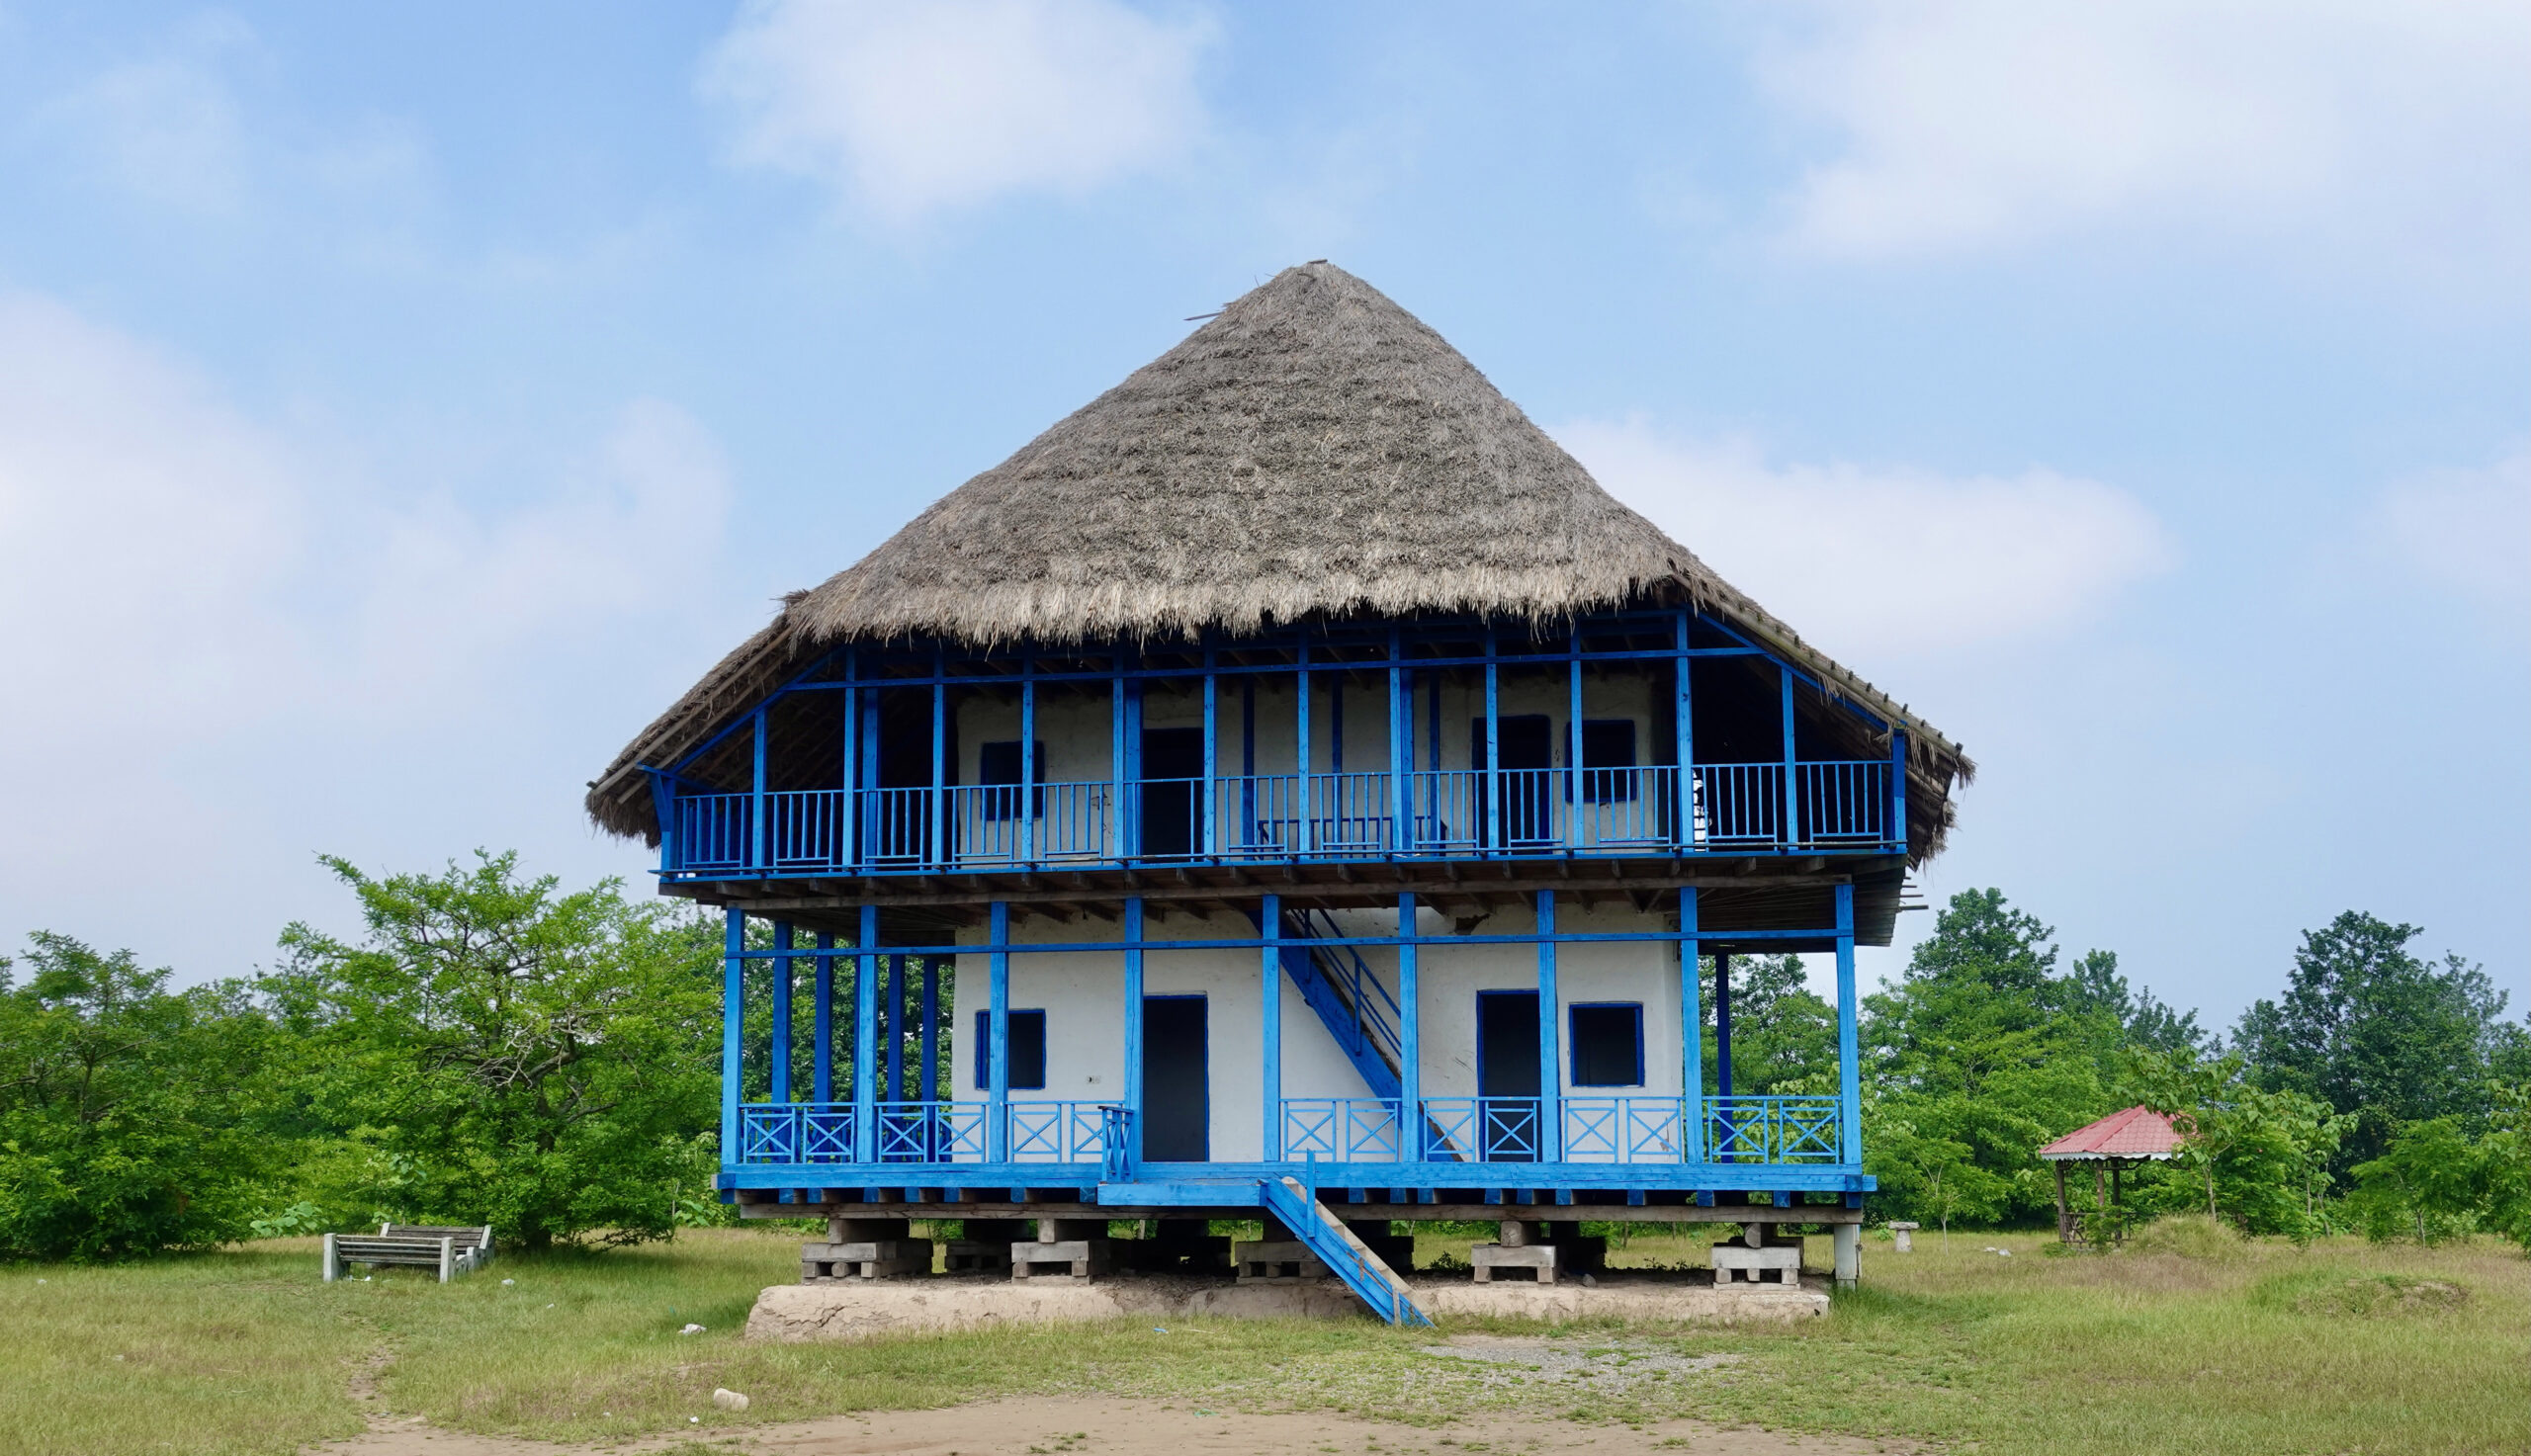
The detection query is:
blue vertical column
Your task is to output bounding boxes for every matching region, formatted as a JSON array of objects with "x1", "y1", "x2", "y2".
[
  {"x1": 857, "y1": 681, "x2": 881, "y2": 863},
  {"x1": 1200, "y1": 646, "x2": 1218, "y2": 858},
  {"x1": 1679, "y1": 889, "x2": 1702, "y2": 1163},
  {"x1": 1020, "y1": 652, "x2": 1037, "y2": 864},
  {"x1": 1483, "y1": 631, "x2": 1502, "y2": 852},
  {"x1": 920, "y1": 958, "x2": 939, "y2": 1104},
  {"x1": 929, "y1": 650, "x2": 948, "y2": 870},
  {"x1": 1388, "y1": 631, "x2": 1410, "y2": 852},
  {"x1": 813, "y1": 932, "x2": 835, "y2": 1104},
  {"x1": 1836, "y1": 882, "x2": 1862, "y2": 1165},
  {"x1": 721, "y1": 908, "x2": 744, "y2": 1164},
  {"x1": 769, "y1": 921, "x2": 794, "y2": 1103},
  {"x1": 1567, "y1": 642, "x2": 1585, "y2": 846},
  {"x1": 988, "y1": 901, "x2": 1011, "y2": 1162},
  {"x1": 853, "y1": 904, "x2": 878, "y2": 1163},
  {"x1": 1110, "y1": 653, "x2": 1128, "y2": 859},
  {"x1": 1123, "y1": 649, "x2": 1145, "y2": 858},
  {"x1": 1397, "y1": 892, "x2": 1421, "y2": 1156},
  {"x1": 1779, "y1": 663, "x2": 1798, "y2": 849},
  {"x1": 1122, "y1": 898, "x2": 1145, "y2": 1160},
  {"x1": 1888, "y1": 728, "x2": 1909, "y2": 851},
  {"x1": 749, "y1": 707, "x2": 768, "y2": 870},
  {"x1": 840, "y1": 652, "x2": 859, "y2": 869},
  {"x1": 1673, "y1": 613, "x2": 1695, "y2": 851},
  {"x1": 884, "y1": 951, "x2": 904, "y2": 1107},
  {"x1": 1295, "y1": 642, "x2": 1313, "y2": 856},
  {"x1": 1240, "y1": 676, "x2": 1257, "y2": 849},
  {"x1": 1535, "y1": 890, "x2": 1560, "y2": 1162},
  {"x1": 1260, "y1": 893, "x2": 1282, "y2": 1160}
]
